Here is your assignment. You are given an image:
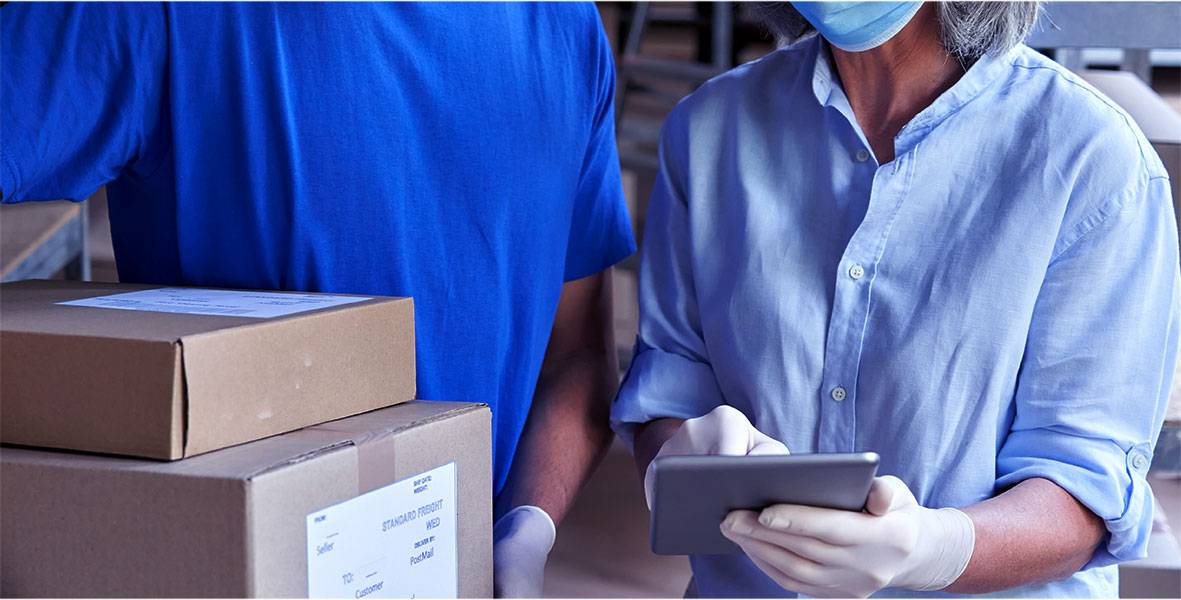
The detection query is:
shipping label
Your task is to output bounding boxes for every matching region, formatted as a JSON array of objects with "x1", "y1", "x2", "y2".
[
  {"x1": 306, "y1": 462, "x2": 459, "y2": 598},
  {"x1": 58, "y1": 287, "x2": 369, "y2": 318}
]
